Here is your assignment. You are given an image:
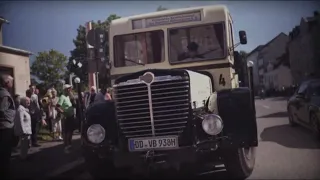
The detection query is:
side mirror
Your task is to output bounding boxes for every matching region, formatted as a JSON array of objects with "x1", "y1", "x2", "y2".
[{"x1": 239, "y1": 31, "x2": 247, "y2": 45}]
